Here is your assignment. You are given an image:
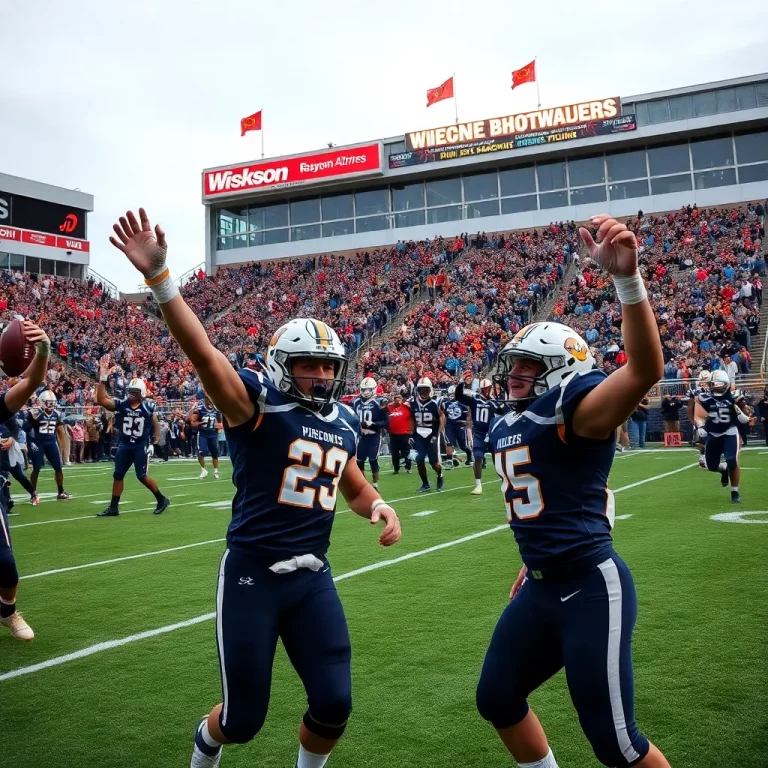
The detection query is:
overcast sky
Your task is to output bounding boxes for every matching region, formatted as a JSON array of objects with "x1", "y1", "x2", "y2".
[{"x1": 1, "y1": 0, "x2": 766, "y2": 291}]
